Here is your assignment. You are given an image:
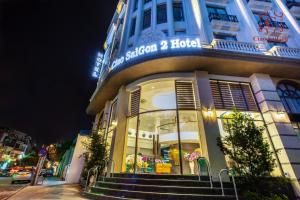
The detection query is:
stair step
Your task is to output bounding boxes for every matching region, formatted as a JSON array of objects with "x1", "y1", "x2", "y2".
[
  {"x1": 83, "y1": 192, "x2": 141, "y2": 200},
  {"x1": 87, "y1": 187, "x2": 236, "y2": 200},
  {"x1": 94, "y1": 181, "x2": 235, "y2": 195},
  {"x1": 112, "y1": 173, "x2": 205, "y2": 180},
  {"x1": 101, "y1": 177, "x2": 233, "y2": 188}
]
